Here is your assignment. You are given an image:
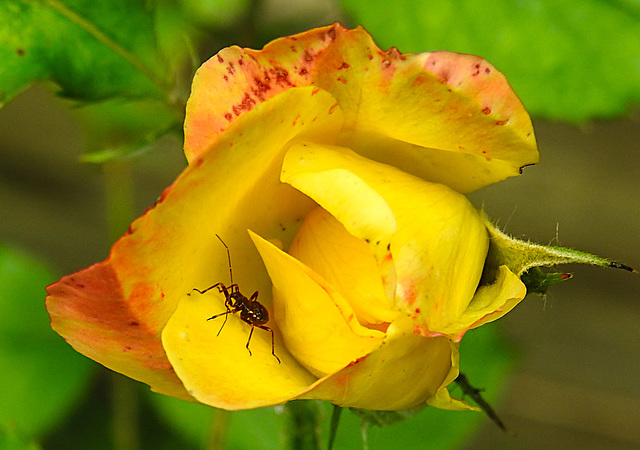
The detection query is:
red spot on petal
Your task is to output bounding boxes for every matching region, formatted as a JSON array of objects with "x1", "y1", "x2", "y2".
[
  {"x1": 496, "y1": 120, "x2": 508, "y2": 126},
  {"x1": 328, "y1": 103, "x2": 339, "y2": 114},
  {"x1": 224, "y1": 112, "x2": 233, "y2": 121},
  {"x1": 458, "y1": 145, "x2": 465, "y2": 149},
  {"x1": 338, "y1": 61, "x2": 350, "y2": 70},
  {"x1": 271, "y1": 67, "x2": 292, "y2": 87},
  {"x1": 415, "y1": 308, "x2": 421, "y2": 314},
  {"x1": 485, "y1": 68, "x2": 491, "y2": 74},
  {"x1": 303, "y1": 50, "x2": 314, "y2": 62},
  {"x1": 231, "y1": 93, "x2": 257, "y2": 116},
  {"x1": 130, "y1": 321, "x2": 140, "y2": 326},
  {"x1": 299, "y1": 68, "x2": 308, "y2": 76},
  {"x1": 311, "y1": 88, "x2": 320, "y2": 96},
  {"x1": 336, "y1": 76, "x2": 347, "y2": 84},
  {"x1": 216, "y1": 55, "x2": 224, "y2": 63},
  {"x1": 482, "y1": 107, "x2": 492, "y2": 115}
]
